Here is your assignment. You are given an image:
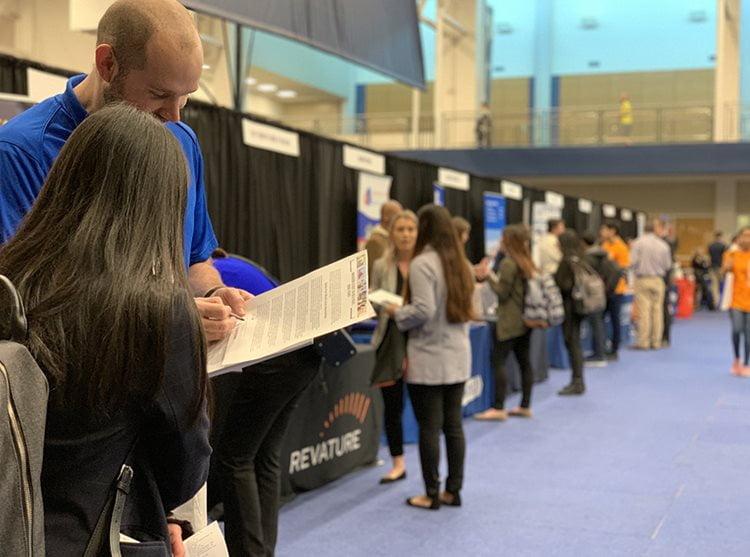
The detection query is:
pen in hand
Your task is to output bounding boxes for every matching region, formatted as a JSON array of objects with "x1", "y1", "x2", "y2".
[{"x1": 230, "y1": 312, "x2": 245, "y2": 321}]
